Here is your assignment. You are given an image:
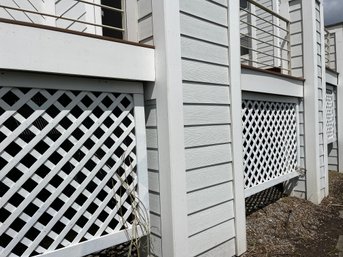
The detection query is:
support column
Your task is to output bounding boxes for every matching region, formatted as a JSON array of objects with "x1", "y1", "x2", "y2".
[
  {"x1": 302, "y1": 0, "x2": 328, "y2": 204},
  {"x1": 229, "y1": 0, "x2": 247, "y2": 255},
  {"x1": 151, "y1": 0, "x2": 189, "y2": 256}
]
